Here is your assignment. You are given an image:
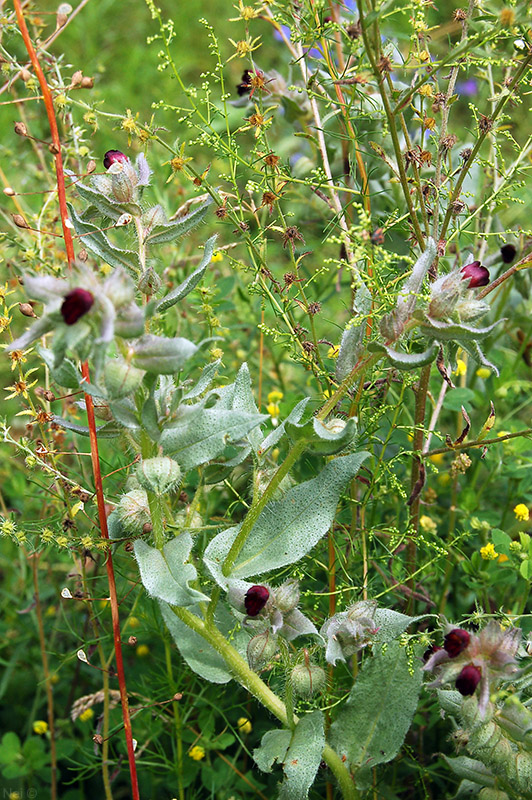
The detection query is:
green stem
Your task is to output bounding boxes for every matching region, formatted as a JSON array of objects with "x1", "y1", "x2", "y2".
[
  {"x1": 147, "y1": 490, "x2": 165, "y2": 549},
  {"x1": 164, "y1": 639, "x2": 184, "y2": 800},
  {"x1": 171, "y1": 606, "x2": 359, "y2": 800}
]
